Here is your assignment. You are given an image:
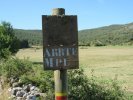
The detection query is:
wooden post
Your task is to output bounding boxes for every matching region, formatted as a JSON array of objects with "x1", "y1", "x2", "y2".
[
  {"x1": 54, "y1": 70, "x2": 67, "y2": 100},
  {"x1": 53, "y1": 8, "x2": 68, "y2": 100}
]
